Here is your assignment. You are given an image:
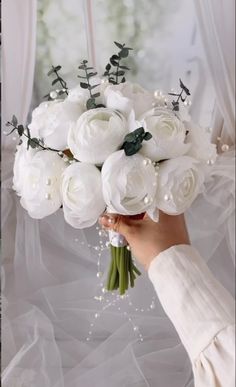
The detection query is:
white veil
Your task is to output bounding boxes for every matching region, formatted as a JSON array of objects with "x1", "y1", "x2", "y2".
[{"x1": 2, "y1": 1, "x2": 235, "y2": 386}]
